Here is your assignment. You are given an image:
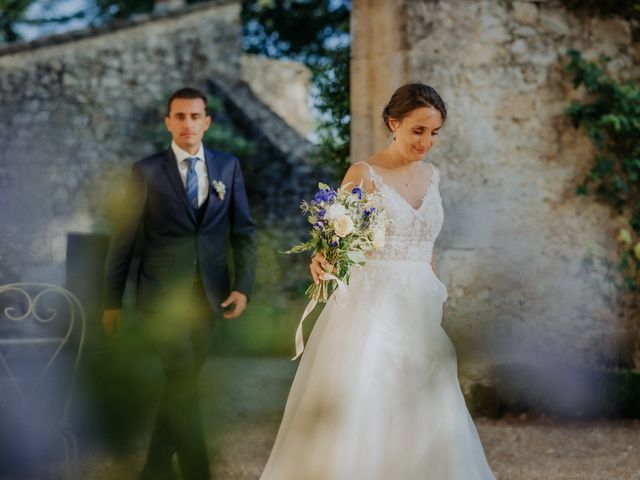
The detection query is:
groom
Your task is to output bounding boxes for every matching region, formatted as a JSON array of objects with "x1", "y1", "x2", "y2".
[{"x1": 102, "y1": 87, "x2": 257, "y2": 480}]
